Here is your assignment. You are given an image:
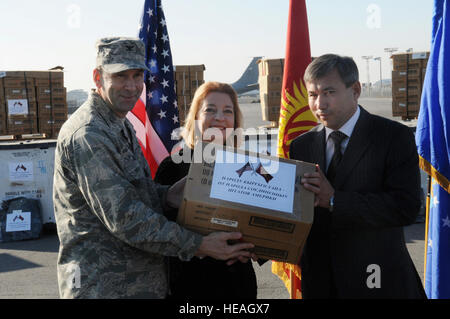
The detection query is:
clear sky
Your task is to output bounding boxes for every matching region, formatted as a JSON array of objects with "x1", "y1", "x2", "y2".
[{"x1": 0, "y1": 0, "x2": 433, "y2": 92}]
